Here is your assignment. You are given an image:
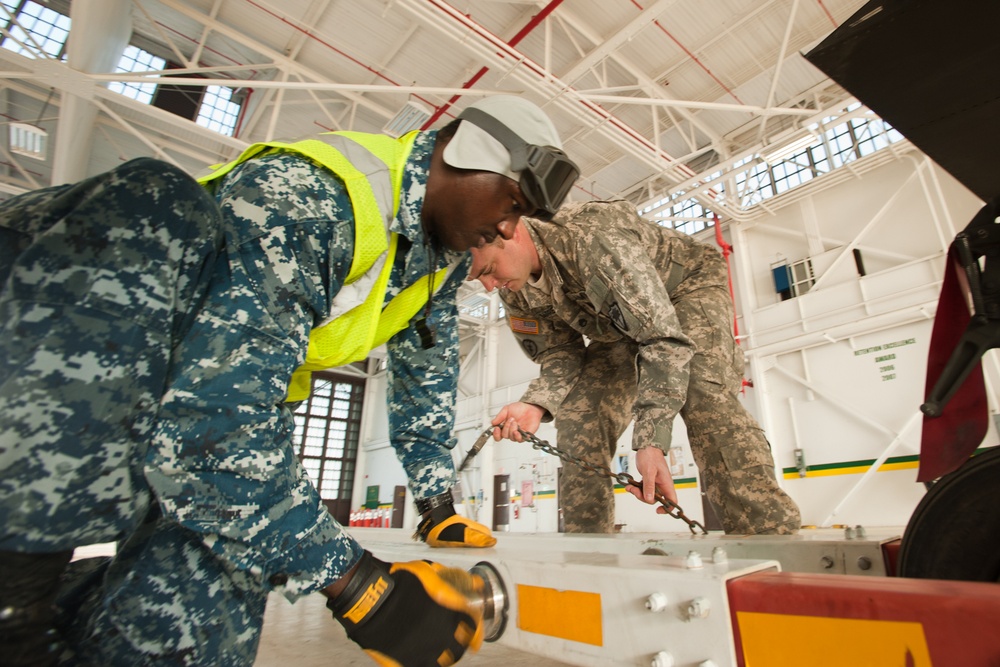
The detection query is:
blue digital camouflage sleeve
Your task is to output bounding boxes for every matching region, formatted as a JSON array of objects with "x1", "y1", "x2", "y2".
[
  {"x1": 385, "y1": 256, "x2": 470, "y2": 500},
  {"x1": 146, "y1": 152, "x2": 364, "y2": 601}
]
